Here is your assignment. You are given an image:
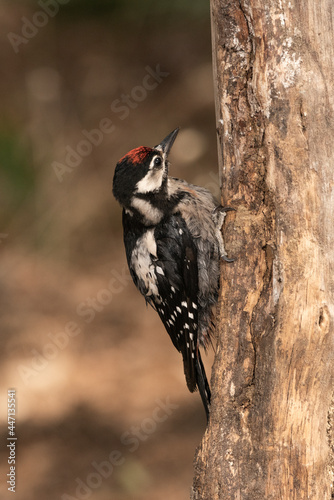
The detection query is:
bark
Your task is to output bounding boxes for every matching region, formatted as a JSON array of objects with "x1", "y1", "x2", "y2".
[{"x1": 192, "y1": 0, "x2": 334, "y2": 498}]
